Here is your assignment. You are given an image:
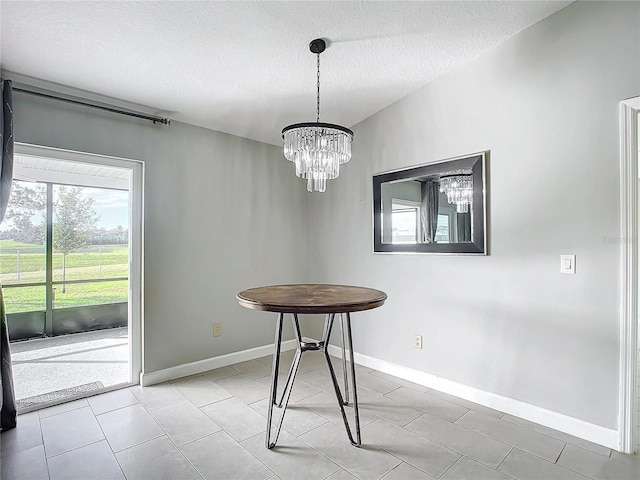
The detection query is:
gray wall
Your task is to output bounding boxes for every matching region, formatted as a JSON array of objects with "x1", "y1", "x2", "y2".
[
  {"x1": 306, "y1": 1, "x2": 640, "y2": 430},
  {"x1": 9, "y1": 93, "x2": 308, "y2": 374}
]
